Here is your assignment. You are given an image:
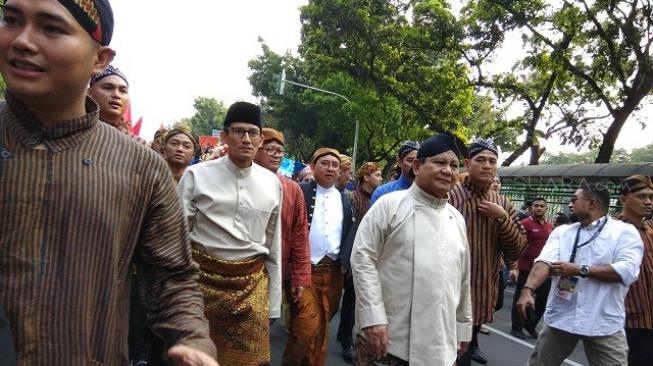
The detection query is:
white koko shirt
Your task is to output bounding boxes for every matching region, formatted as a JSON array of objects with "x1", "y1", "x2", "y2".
[
  {"x1": 308, "y1": 184, "x2": 343, "y2": 264},
  {"x1": 536, "y1": 216, "x2": 644, "y2": 336},
  {"x1": 177, "y1": 156, "x2": 283, "y2": 318}
]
